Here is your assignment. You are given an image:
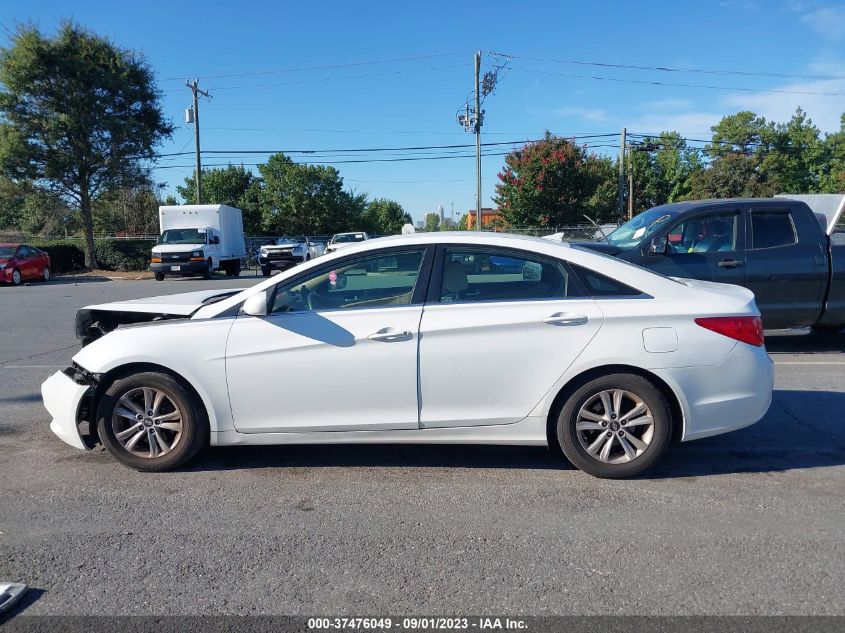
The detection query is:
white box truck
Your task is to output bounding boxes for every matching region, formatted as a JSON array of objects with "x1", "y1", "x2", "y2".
[{"x1": 151, "y1": 205, "x2": 247, "y2": 280}]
